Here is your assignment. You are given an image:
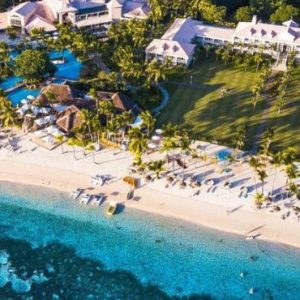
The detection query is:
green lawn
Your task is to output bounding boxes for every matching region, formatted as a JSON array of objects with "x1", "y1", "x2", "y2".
[
  {"x1": 158, "y1": 56, "x2": 264, "y2": 149},
  {"x1": 266, "y1": 66, "x2": 300, "y2": 152}
]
